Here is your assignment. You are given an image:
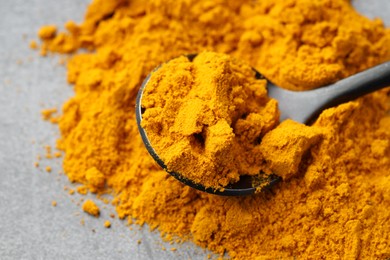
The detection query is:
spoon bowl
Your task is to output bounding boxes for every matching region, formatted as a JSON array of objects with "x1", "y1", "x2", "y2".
[
  {"x1": 136, "y1": 70, "x2": 282, "y2": 196},
  {"x1": 136, "y1": 55, "x2": 390, "y2": 196}
]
